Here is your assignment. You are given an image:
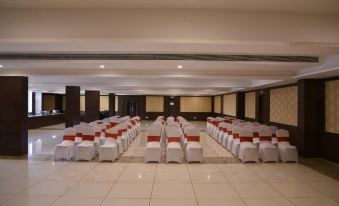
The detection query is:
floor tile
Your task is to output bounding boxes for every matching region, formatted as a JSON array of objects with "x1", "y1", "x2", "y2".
[
  {"x1": 0, "y1": 195, "x2": 14, "y2": 204},
  {"x1": 157, "y1": 164, "x2": 188, "y2": 173},
  {"x1": 187, "y1": 164, "x2": 220, "y2": 173},
  {"x1": 24, "y1": 180, "x2": 75, "y2": 196},
  {"x1": 63, "y1": 182, "x2": 113, "y2": 197},
  {"x1": 152, "y1": 184, "x2": 195, "y2": 199},
  {"x1": 232, "y1": 182, "x2": 282, "y2": 198},
  {"x1": 198, "y1": 198, "x2": 245, "y2": 206},
  {"x1": 1, "y1": 195, "x2": 58, "y2": 206},
  {"x1": 154, "y1": 171, "x2": 190, "y2": 184},
  {"x1": 193, "y1": 183, "x2": 239, "y2": 199},
  {"x1": 51, "y1": 197, "x2": 102, "y2": 206},
  {"x1": 101, "y1": 198, "x2": 150, "y2": 206},
  {"x1": 271, "y1": 182, "x2": 325, "y2": 197},
  {"x1": 0, "y1": 178, "x2": 39, "y2": 195},
  {"x1": 244, "y1": 198, "x2": 294, "y2": 206},
  {"x1": 223, "y1": 170, "x2": 264, "y2": 183},
  {"x1": 117, "y1": 171, "x2": 155, "y2": 184},
  {"x1": 307, "y1": 182, "x2": 339, "y2": 197},
  {"x1": 288, "y1": 197, "x2": 339, "y2": 206},
  {"x1": 255, "y1": 170, "x2": 299, "y2": 182},
  {"x1": 80, "y1": 169, "x2": 122, "y2": 182},
  {"x1": 189, "y1": 171, "x2": 228, "y2": 184},
  {"x1": 150, "y1": 198, "x2": 197, "y2": 206},
  {"x1": 107, "y1": 183, "x2": 153, "y2": 198}
]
